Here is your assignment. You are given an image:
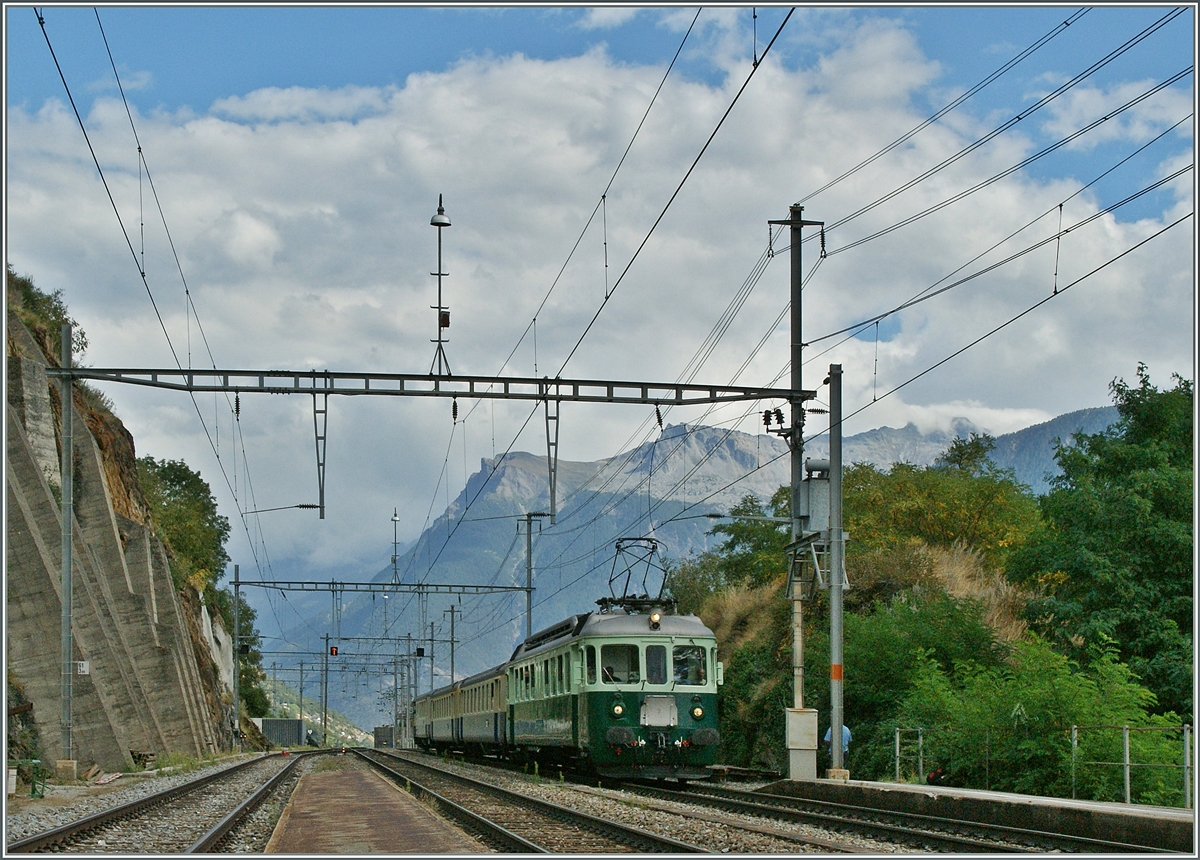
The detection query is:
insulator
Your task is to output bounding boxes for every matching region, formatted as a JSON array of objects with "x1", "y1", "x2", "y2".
[
  {"x1": 452, "y1": 398, "x2": 458, "y2": 422},
  {"x1": 234, "y1": 393, "x2": 240, "y2": 417},
  {"x1": 763, "y1": 410, "x2": 773, "y2": 427},
  {"x1": 655, "y1": 405, "x2": 663, "y2": 430},
  {"x1": 774, "y1": 408, "x2": 785, "y2": 425}
]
